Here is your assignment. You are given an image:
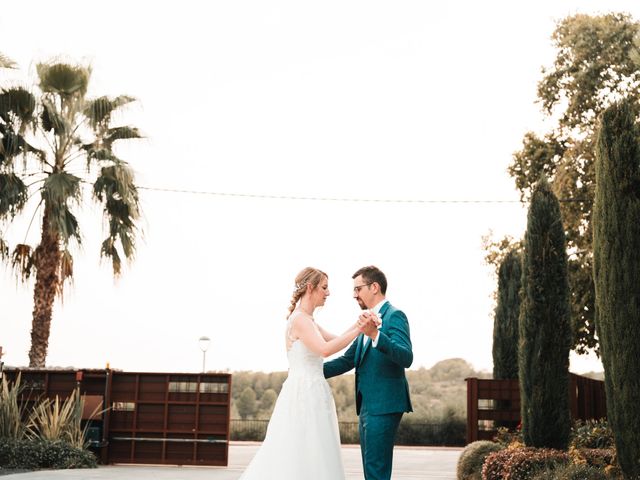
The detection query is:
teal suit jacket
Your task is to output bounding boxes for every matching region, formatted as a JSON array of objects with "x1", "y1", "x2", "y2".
[{"x1": 324, "y1": 301, "x2": 413, "y2": 415}]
